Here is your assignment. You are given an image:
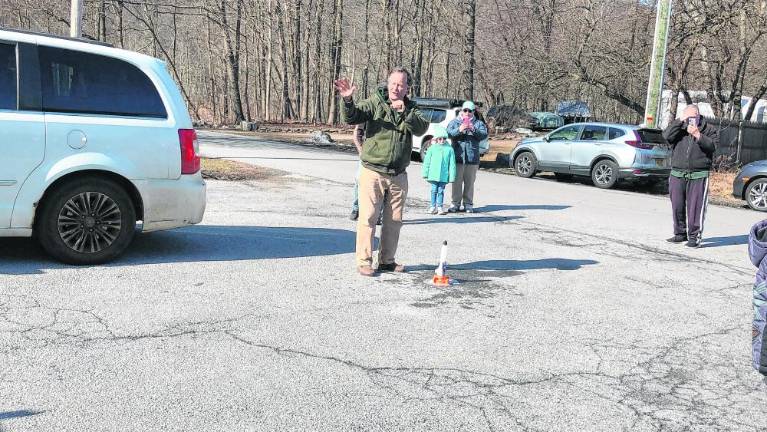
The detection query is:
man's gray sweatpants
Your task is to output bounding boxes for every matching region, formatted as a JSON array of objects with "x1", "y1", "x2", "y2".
[{"x1": 669, "y1": 175, "x2": 709, "y2": 240}]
